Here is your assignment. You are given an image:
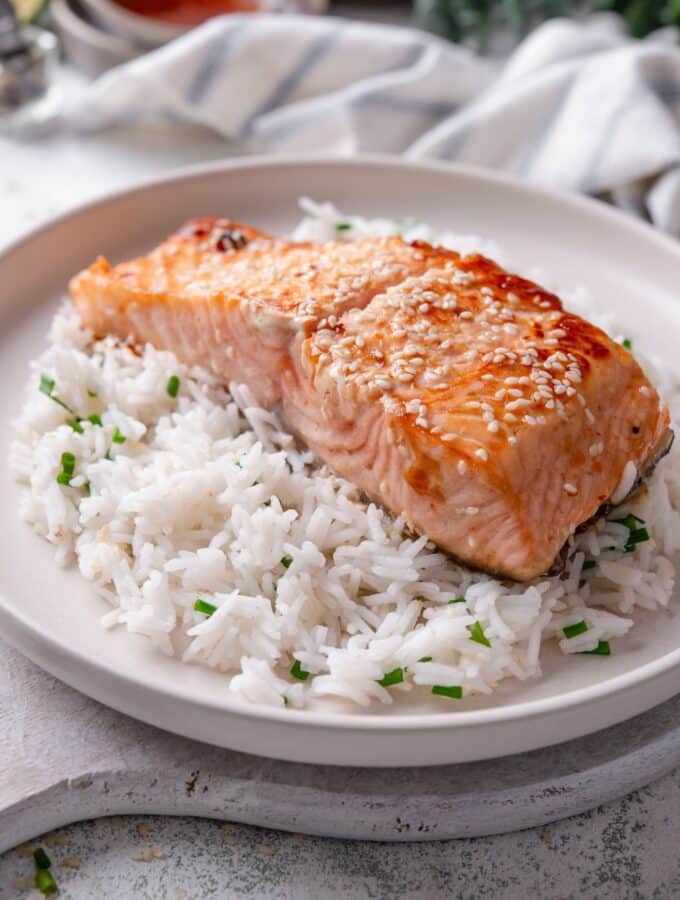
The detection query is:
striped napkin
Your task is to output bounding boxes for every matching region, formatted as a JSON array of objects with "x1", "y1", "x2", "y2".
[{"x1": 68, "y1": 12, "x2": 680, "y2": 235}]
